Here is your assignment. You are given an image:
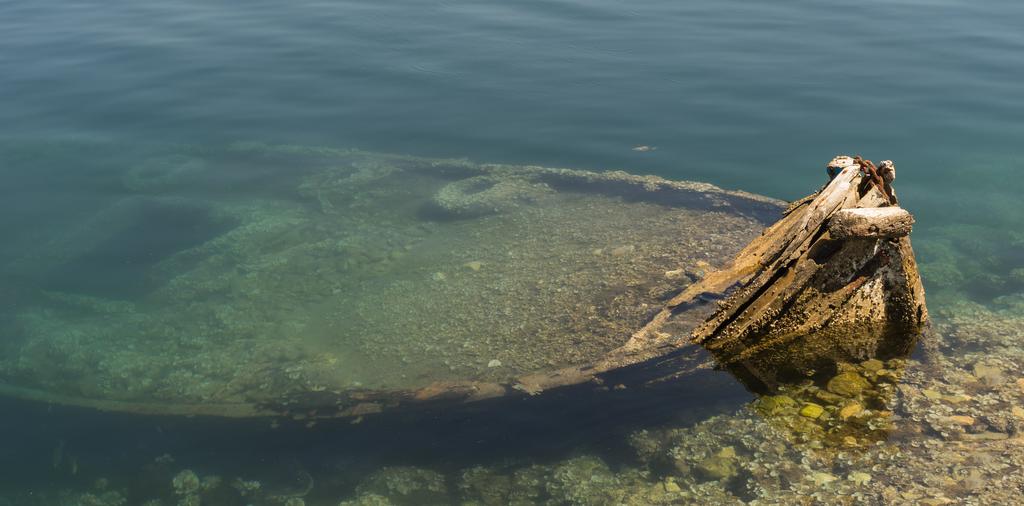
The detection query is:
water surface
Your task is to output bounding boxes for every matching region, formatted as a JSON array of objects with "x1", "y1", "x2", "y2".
[{"x1": 1, "y1": 0, "x2": 1023, "y2": 504}]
